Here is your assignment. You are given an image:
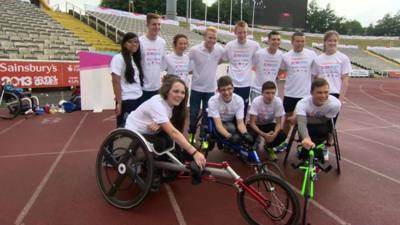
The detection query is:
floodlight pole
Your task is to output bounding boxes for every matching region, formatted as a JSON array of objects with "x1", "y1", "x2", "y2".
[
  {"x1": 204, "y1": 0, "x2": 208, "y2": 26},
  {"x1": 217, "y1": 0, "x2": 220, "y2": 30},
  {"x1": 252, "y1": 0, "x2": 255, "y2": 35},
  {"x1": 240, "y1": 0, "x2": 243, "y2": 21},
  {"x1": 229, "y1": 0, "x2": 232, "y2": 32}
]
